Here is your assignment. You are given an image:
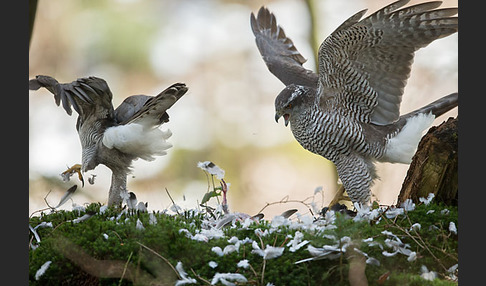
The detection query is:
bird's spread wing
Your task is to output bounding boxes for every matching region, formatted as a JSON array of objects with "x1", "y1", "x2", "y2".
[
  {"x1": 251, "y1": 6, "x2": 318, "y2": 87},
  {"x1": 116, "y1": 82, "x2": 188, "y2": 127},
  {"x1": 29, "y1": 75, "x2": 114, "y2": 118},
  {"x1": 317, "y1": 0, "x2": 458, "y2": 125}
]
